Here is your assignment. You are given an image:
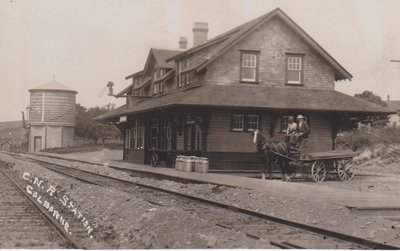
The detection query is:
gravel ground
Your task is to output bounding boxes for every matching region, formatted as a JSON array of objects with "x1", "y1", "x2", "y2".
[
  {"x1": 0, "y1": 153, "x2": 275, "y2": 248},
  {"x1": 12, "y1": 151, "x2": 400, "y2": 247}
]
